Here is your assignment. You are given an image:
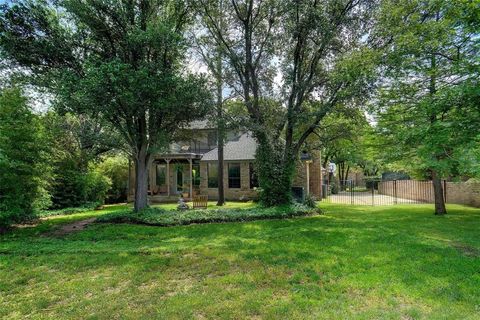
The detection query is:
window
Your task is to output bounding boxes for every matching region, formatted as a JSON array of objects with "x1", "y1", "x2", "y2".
[
  {"x1": 192, "y1": 164, "x2": 201, "y2": 187},
  {"x1": 249, "y1": 163, "x2": 259, "y2": 189},
  {"x1": 228, "y1": 163, "x2": 241, "y2": 188},
  {"x1": 156, "y1": 164, "x2": 166, "y2": 186},
  {"x1": 207, "y1": 131, "x2": 217, "y2": 147},
  {"x1": 176, "y1": 166, "x2": 183, "y2": 192},
  {"x1": 207, "y1": 163, "x2": 218, "y2": 188}
]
